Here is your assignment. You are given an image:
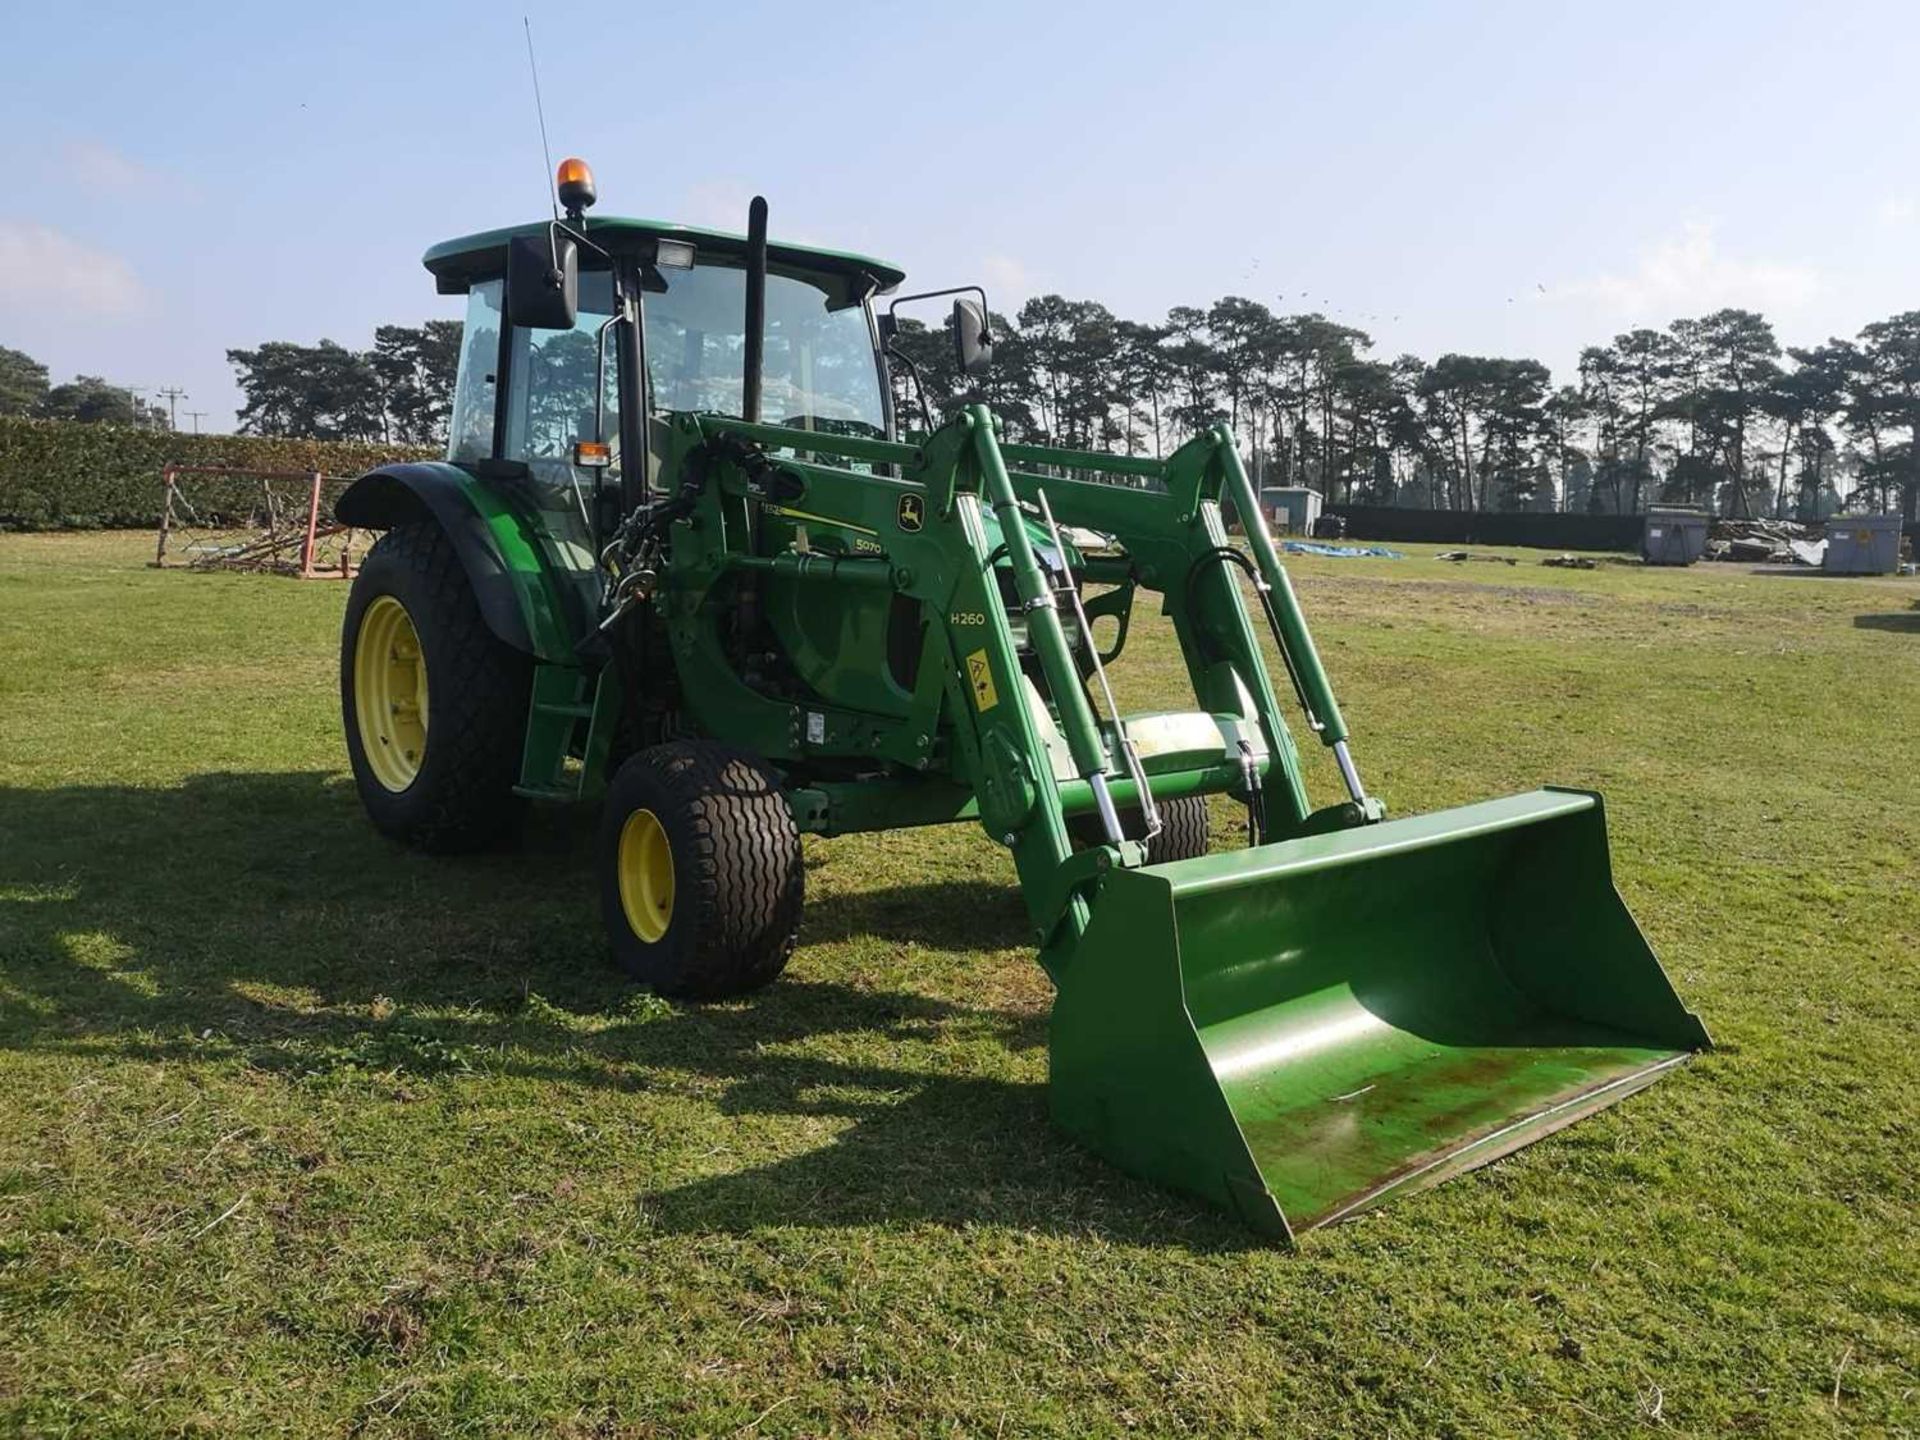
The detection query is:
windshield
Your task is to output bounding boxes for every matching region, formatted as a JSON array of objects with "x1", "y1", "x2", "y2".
[{"x1": 644, "y1": 265, "x2": 886, "y2": 437}]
